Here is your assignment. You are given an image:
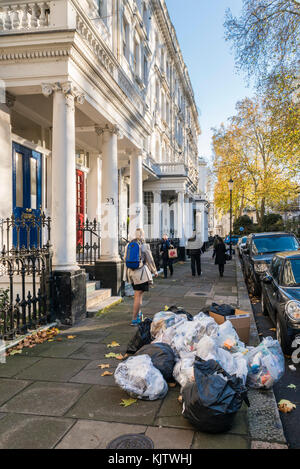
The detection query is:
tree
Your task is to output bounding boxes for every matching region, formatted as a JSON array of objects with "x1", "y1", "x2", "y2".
[
  {"x1": 213, "y1": 96, "x2": 299, "y2": 223},
  {"x1": 233, "y1": 215, "x2": 254, "y2": 234},
  {"x1": 261, "y1": 213, "x2": 284, "y2": 231},
  {"x1": 224, "y1": 0, "x2": 300, "y2": 80}
]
